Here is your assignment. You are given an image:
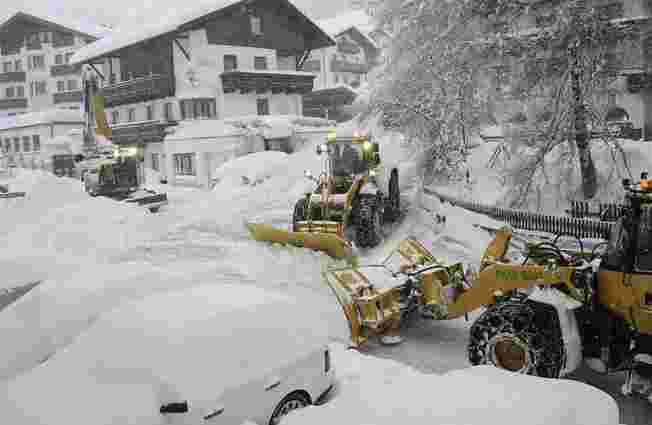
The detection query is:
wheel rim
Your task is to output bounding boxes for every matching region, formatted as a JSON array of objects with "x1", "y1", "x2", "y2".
[
  {"x1": 489, "y1": 334, "x2": 531, "y2": 373},
  {"x1": 271, "y1": 398, "x2": 308, "y2": 424}
]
